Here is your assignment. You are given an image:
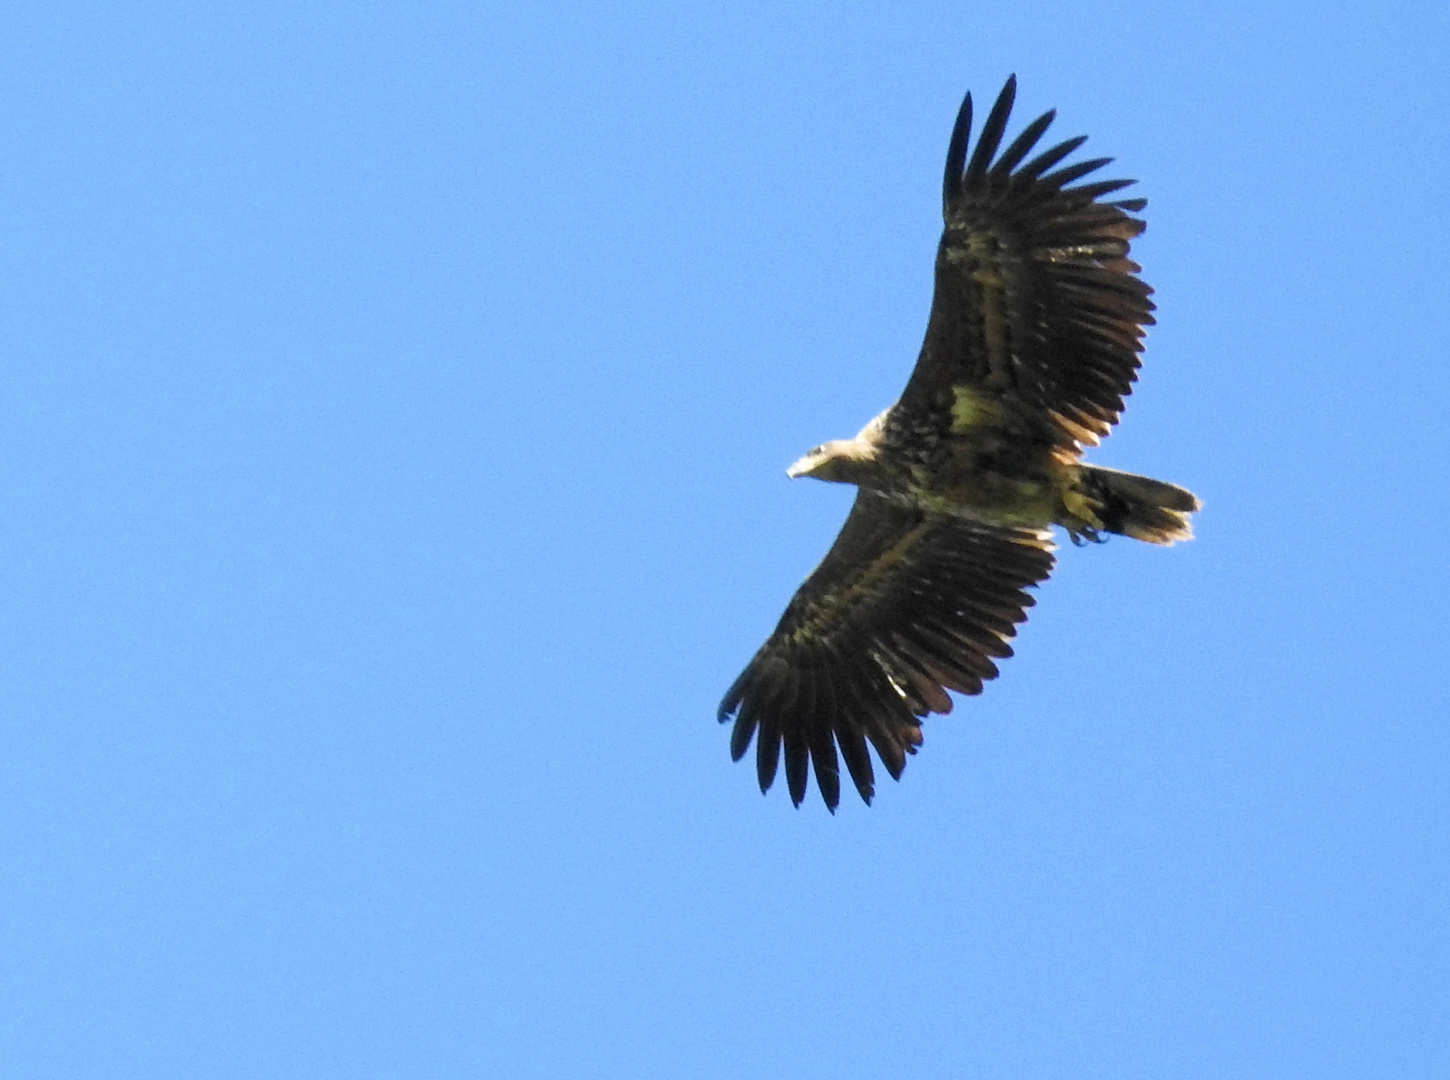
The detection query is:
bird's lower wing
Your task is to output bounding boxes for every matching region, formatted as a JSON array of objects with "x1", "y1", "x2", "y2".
[{"x1": 719, "y1": 491, "x2": 1055, "y2": 810}]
